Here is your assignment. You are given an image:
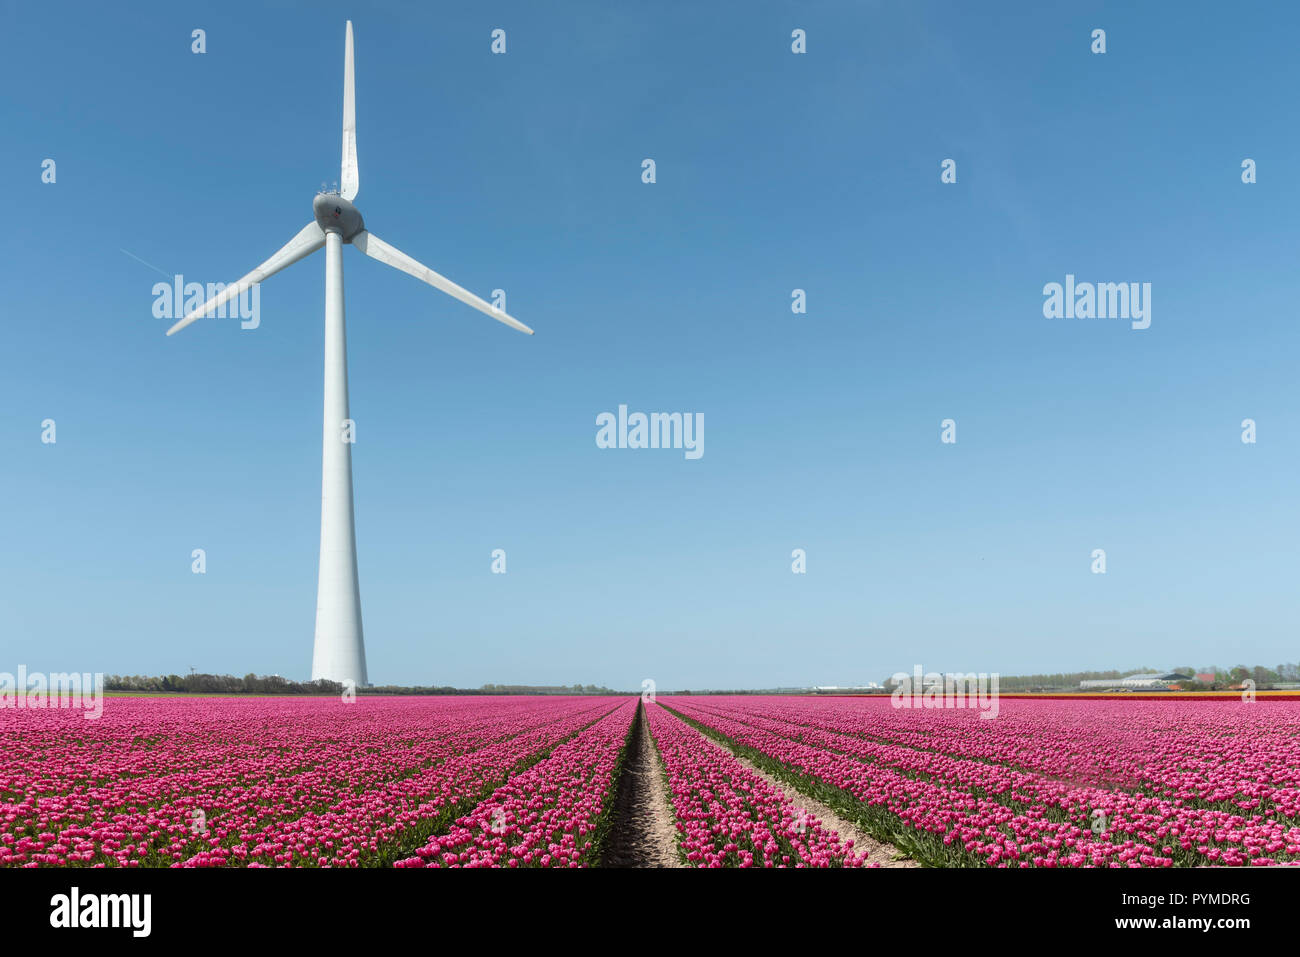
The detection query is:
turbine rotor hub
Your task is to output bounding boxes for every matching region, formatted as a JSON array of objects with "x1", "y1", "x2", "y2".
[{"x1": 313, "y1": 192, "x2": 365, "y2": 241}]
